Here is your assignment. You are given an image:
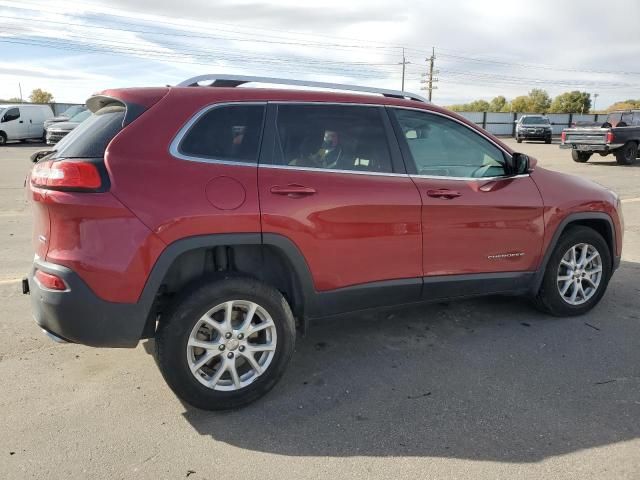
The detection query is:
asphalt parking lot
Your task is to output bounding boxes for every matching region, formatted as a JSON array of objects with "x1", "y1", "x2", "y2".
[{"x1": 1, "y1": 139, "x2": 639, "y2": 479}]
